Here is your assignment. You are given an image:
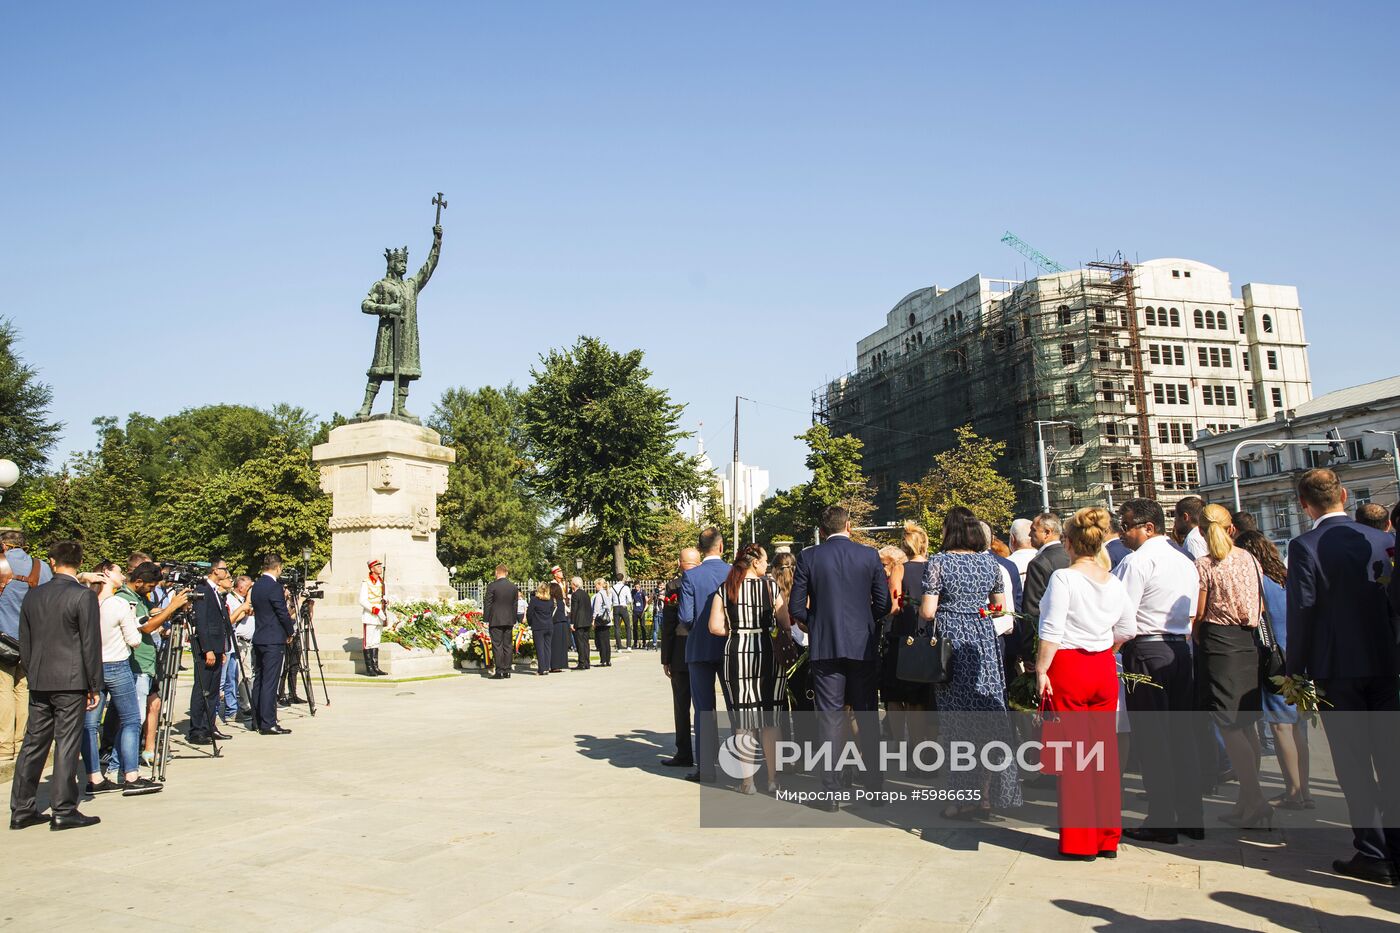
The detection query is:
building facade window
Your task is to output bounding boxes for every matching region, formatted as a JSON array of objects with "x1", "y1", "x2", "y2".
[
  {"x1": 1068, "y1": 424, "x2": 1084, "y2": 445},
  {"x1": 1061, "y1": 343, "x2": 1076, "y2": 365},
  {"x1": 1271, "y1": 387, "x2": 1283, "y2": 409},
  {"x1": 1347, "y1": 438, "x2": 1365, "y2": 461},
  {"x1": 1263, "y1": 314, "x2": 1274, "y2": 333},
  {"x1": 1215, "y1": 463, "x2": 1227, "y2": 482},
  {"x1": 1267, "y1": 350, "x2": 1278, "y2": 370},
  {"x1": 1144, "y1": 306, "x2": 1156, "y2": 326},
  {"x1": 1266, "y1": 453, "x2": 1282, "y2": 474},
  {"x1": 1058, "y1": 306, "x2": 1072, "y2": 327},
  {"x1": 1194, "y1": 309, "x2": 1205, "y2": 329},
  {"x1": 1169, "y1": 308, "x2": 1180, "y2": 327}
]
